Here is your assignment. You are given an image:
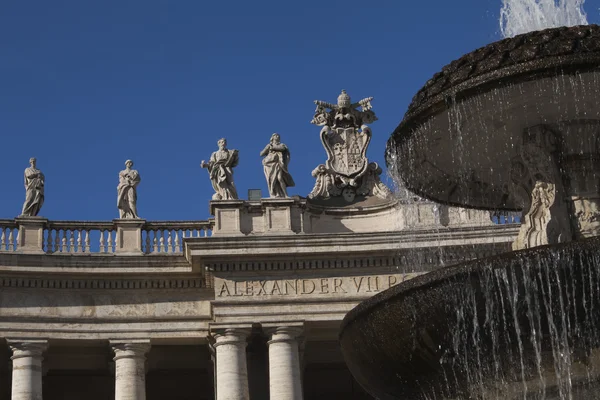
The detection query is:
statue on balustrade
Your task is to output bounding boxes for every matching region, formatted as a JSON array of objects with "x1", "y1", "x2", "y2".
[
  {"x1": 20, "y1": 157, "x2": 45, "y2": 217},
  {"x1": 260, "y1": 133, "x2": 295, "y2": 198},
  {"x1": 201, "y1": 138, "x2": 239, "y2": 200},
  {"x1": 117, "y1": 159, "x2": 141, "y2": 219}
]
